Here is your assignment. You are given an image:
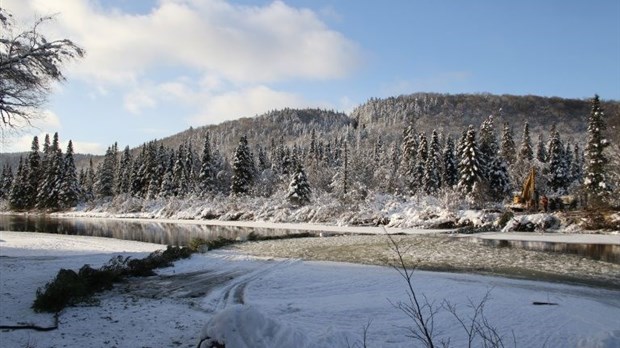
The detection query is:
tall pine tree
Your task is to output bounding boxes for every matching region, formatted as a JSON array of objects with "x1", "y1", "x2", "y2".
[
  {"x1": 458, "y1": 125, "x2": 484, "y2": 194},
  {"x1": 287, "y1": 163, "x2": 311, "y2": 205},
  {"x1": 231, "y1": 136, "x2": 254, "y2": 195},
  {"x1": 518, "y1": 122, "x2": 533, "y2": 161},
  {"x1": 59, "y1": 140, "x2": 80, "y2": 208},
  {"x1": 583, "y1": 95, "x2": 611, "y2": 198},
  {"x1": 423, "y1": 130, "x2": 441, "y2": 194}
]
